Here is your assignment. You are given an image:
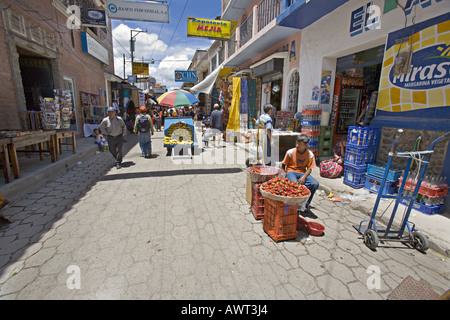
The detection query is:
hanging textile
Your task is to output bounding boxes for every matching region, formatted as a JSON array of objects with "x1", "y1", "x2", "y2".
[{"x1": 227, "y1": 77, "x2": 241, "y2": 132}]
